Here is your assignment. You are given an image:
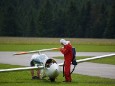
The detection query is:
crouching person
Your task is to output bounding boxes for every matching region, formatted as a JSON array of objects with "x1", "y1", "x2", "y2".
[{"x1": 30, "y1": 54, "x2": 49, "y2": 79}]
